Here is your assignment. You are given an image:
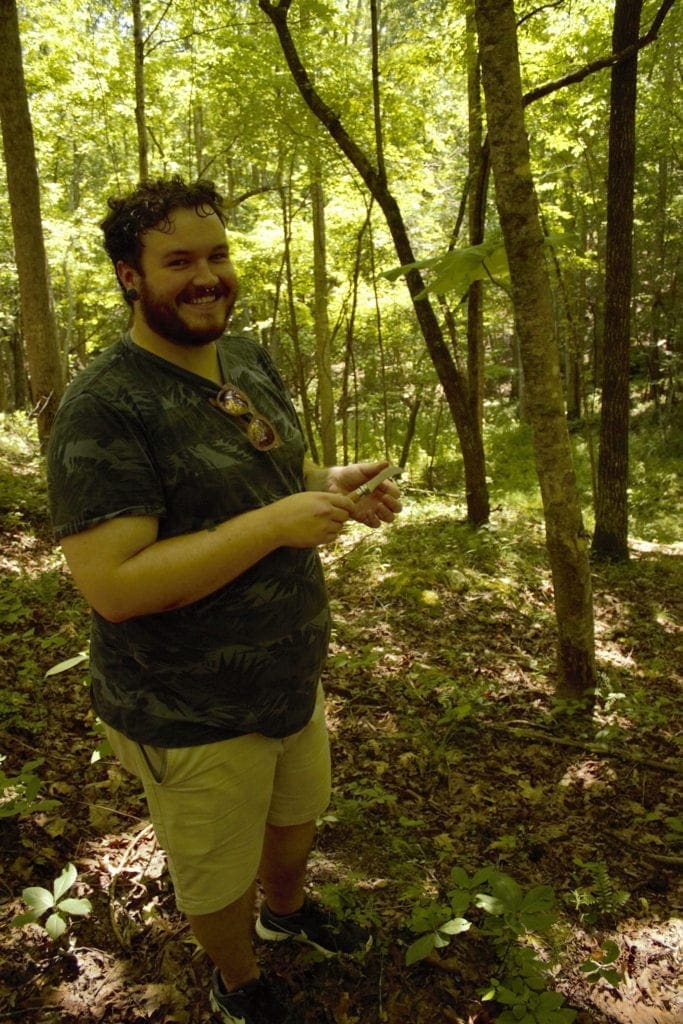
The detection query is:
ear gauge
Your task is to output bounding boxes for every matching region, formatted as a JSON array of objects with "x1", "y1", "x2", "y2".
[{"x1": 125, "y1": 287, "x2": 140, "y2": 301}]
